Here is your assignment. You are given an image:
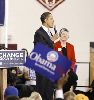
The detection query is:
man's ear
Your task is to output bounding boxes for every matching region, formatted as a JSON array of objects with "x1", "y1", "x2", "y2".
[{"x1": 44, "y1": 18, "x2": 47, "y2": 23}]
